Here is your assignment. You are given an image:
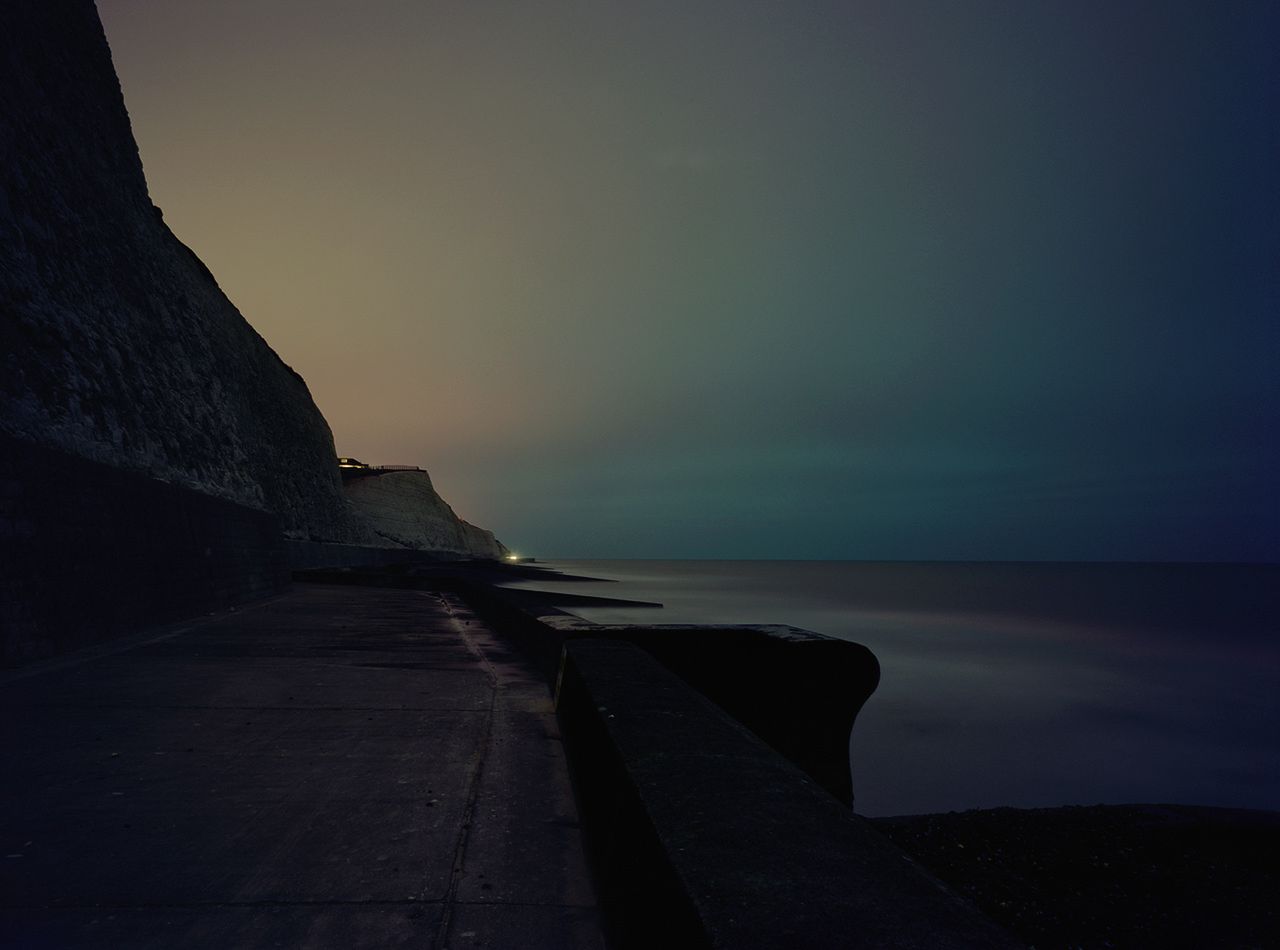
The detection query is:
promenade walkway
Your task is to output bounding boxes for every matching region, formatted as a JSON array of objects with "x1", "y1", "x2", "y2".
[{"x1": 0, "y1": 583, "x2": 603, "y2": 949}]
